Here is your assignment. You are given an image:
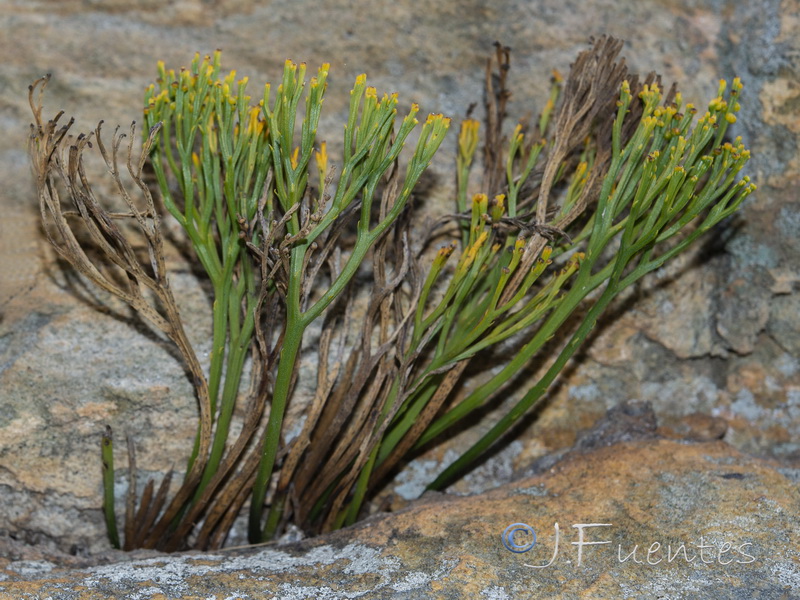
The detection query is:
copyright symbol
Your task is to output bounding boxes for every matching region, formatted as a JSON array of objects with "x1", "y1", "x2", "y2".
[{"x1": 502, "y1": 523, "x2": 536, "y2": 553}]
